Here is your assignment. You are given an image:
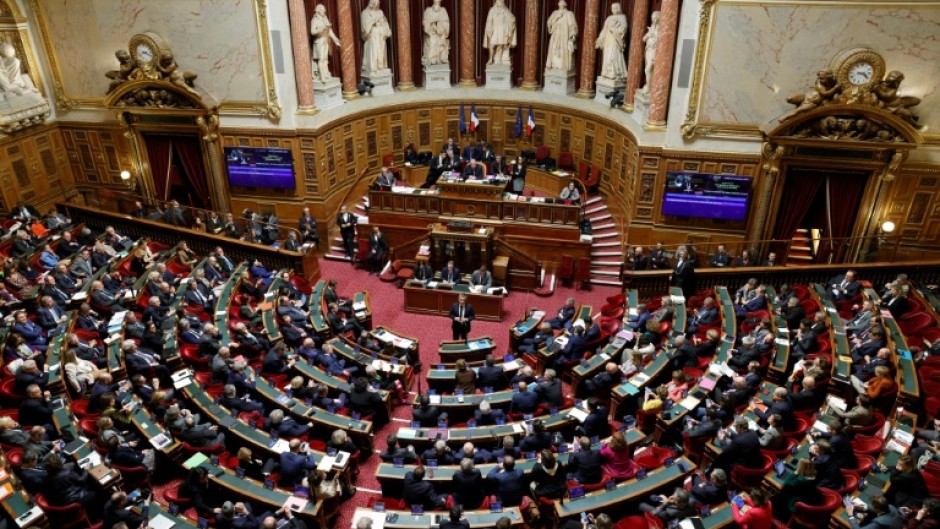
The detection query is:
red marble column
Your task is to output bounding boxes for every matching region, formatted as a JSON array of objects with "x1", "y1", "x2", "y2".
[
  {"x1": 520, "y1": 0, "x2": 540, "y2": 90},
  {"x1": 624, "y1": 0, "x2": 649, "y2": 110},
  {"x1": 576, "y1": 0, "x2": 601, "y2": 98},
  {"x1": 287, "y1": 0, "x2": 315, "y2": 110},
  {"x1": 395, "y1": 0, "x2": 415, "y2": 90},
  {"x1": 336, "y1": 0, "x2": 359, "y2": 99},
  {"x1": 647, "y1": 0, "x2": 679, "y2": 126},
  {"x1": 459, "y1": 0, "x2": 476, "y2": 87}
]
